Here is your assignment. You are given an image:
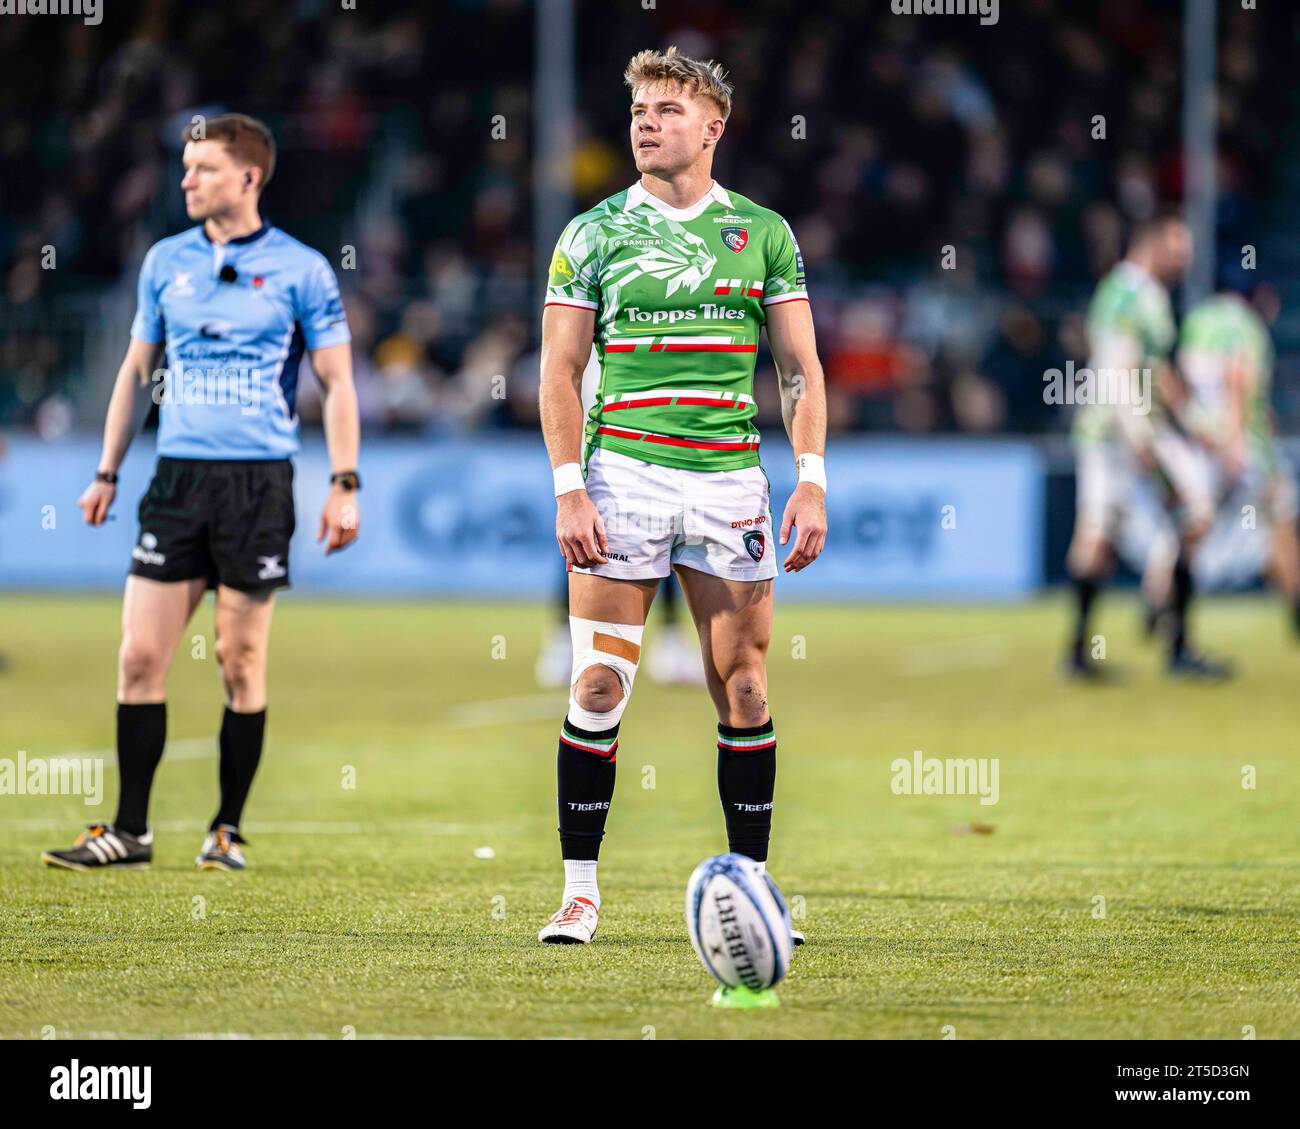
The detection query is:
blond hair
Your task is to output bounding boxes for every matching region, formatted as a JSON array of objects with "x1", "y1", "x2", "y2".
[{"x1": 624, "y1": 46, "x2": 733, "y2": 121}]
